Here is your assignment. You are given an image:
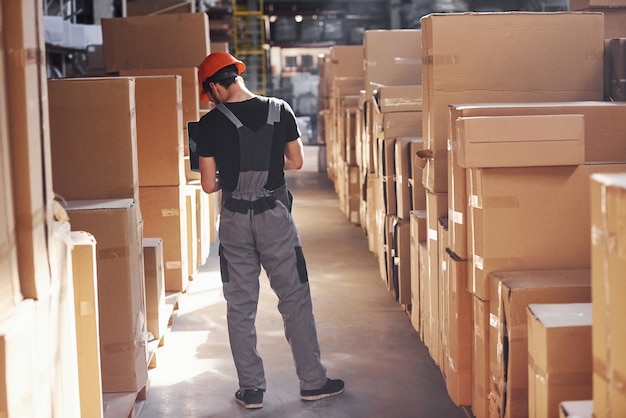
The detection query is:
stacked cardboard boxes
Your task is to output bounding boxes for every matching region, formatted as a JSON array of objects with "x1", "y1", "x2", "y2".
[
  {"x1": 320, "y1": 11, "x2": 626, "y2": 418},
  {"x1": 1, "y1": 1, "x2": 81, "y2": 416}
]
